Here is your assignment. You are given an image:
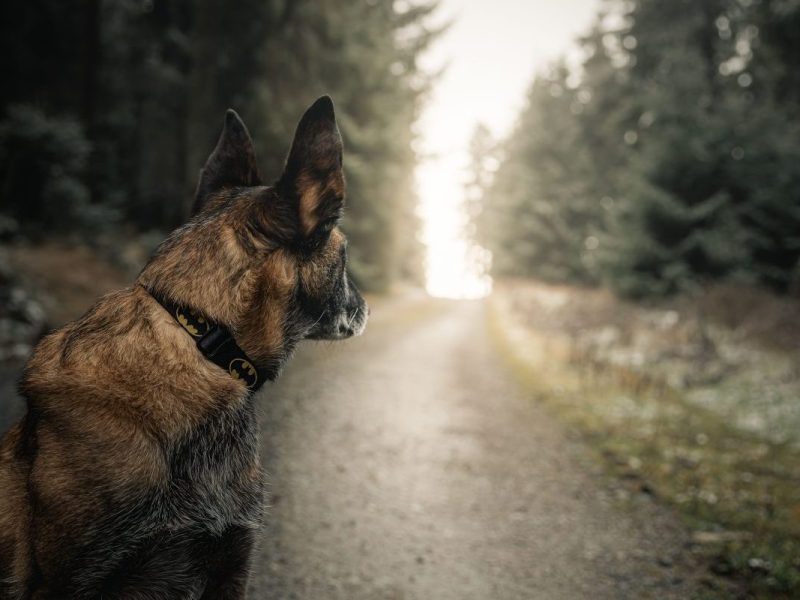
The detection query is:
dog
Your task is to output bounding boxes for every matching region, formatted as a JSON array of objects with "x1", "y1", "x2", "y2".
[{"x1": 0, "y1": 96, "x2": 367, "y2": 599}]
